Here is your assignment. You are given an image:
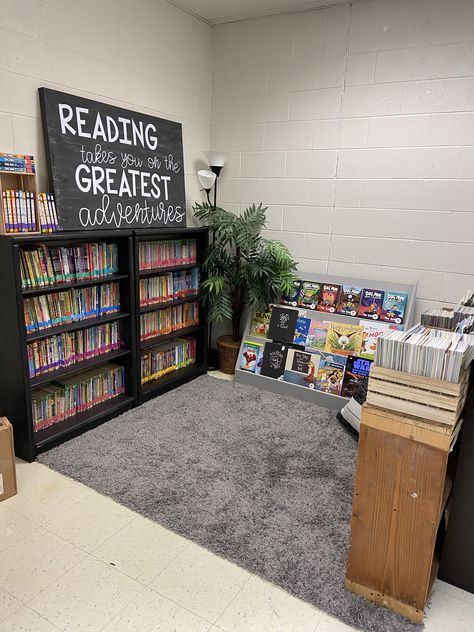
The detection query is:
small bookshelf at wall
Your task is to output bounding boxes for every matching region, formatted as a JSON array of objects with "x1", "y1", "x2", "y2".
[
  {"x1": 234, "y1": 272, "x2": 417, "y2": 411},
  {"x1": 0, "y1": 167, "x2": 39, "y2": 235},
  {"x1": 133, "y1": 228, "x2": 208, "y2": 403}
]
